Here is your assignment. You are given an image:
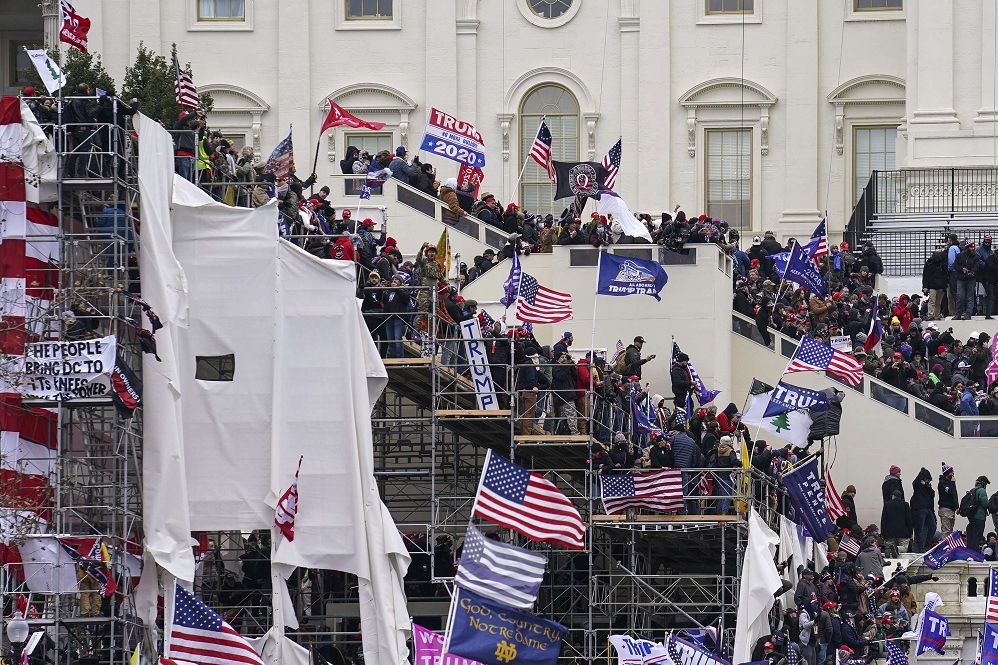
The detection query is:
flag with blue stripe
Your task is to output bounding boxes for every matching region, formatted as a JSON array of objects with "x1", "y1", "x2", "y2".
[{"x1": 454, "y1": 524, "x2": 547, "y2": 610}]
